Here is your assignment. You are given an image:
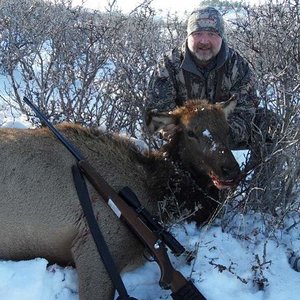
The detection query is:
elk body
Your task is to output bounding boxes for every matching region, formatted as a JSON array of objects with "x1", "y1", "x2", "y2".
[{"x1": 0, "y1": 99, "x2": 240, "y2": 299}]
